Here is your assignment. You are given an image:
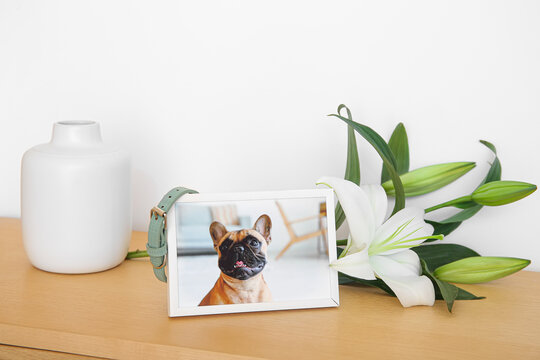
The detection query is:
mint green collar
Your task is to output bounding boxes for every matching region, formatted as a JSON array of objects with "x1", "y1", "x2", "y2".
[{"x1": 147, "y1": 187, "x2": 198, "y2": 282}]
